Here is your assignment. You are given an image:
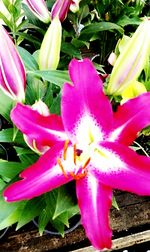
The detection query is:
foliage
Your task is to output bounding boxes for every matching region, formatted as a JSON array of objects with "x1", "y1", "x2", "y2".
[{"x1": 0, "y1": 0, "x2": 150, "y2": 243}]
